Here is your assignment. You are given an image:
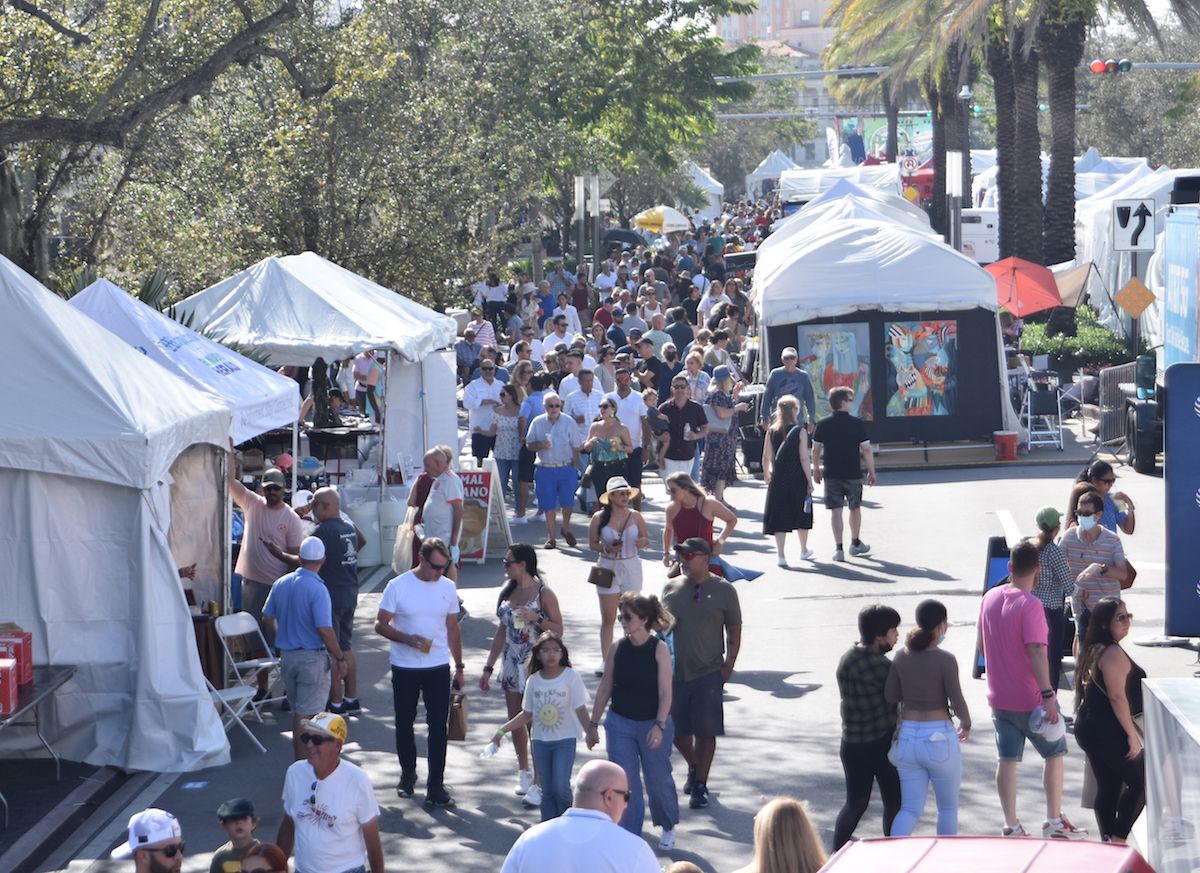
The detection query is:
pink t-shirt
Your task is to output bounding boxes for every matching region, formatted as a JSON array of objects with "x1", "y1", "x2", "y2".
[
  {"x1": 978, "y1": 584, "x2": 1048, "y2": 712},
  {"x1": 233, "y1": 488, "x2": 306, "y2": 584}
]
